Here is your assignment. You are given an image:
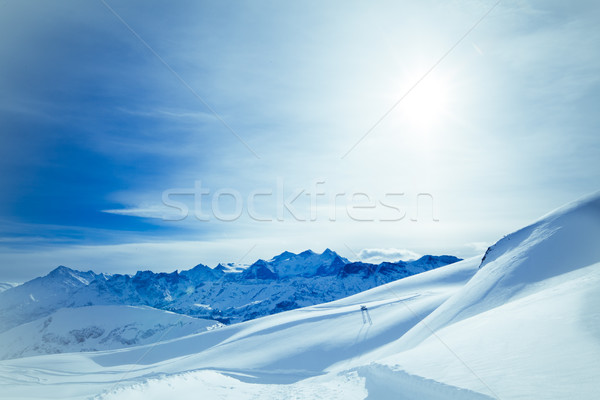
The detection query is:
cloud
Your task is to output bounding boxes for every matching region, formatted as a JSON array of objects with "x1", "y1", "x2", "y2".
[
  {"x1": 116, "y1": 107, "x2": 217, "y2": 122},
  {"x1": 358, "y1": 248, "x2": 422, "y2": 263},
  {"x1": 102, "y1": 204, "x2": 182, "y2": 220},
  {"x1": 464, "y1": 242, "x2": 490, "y2": 254}
]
